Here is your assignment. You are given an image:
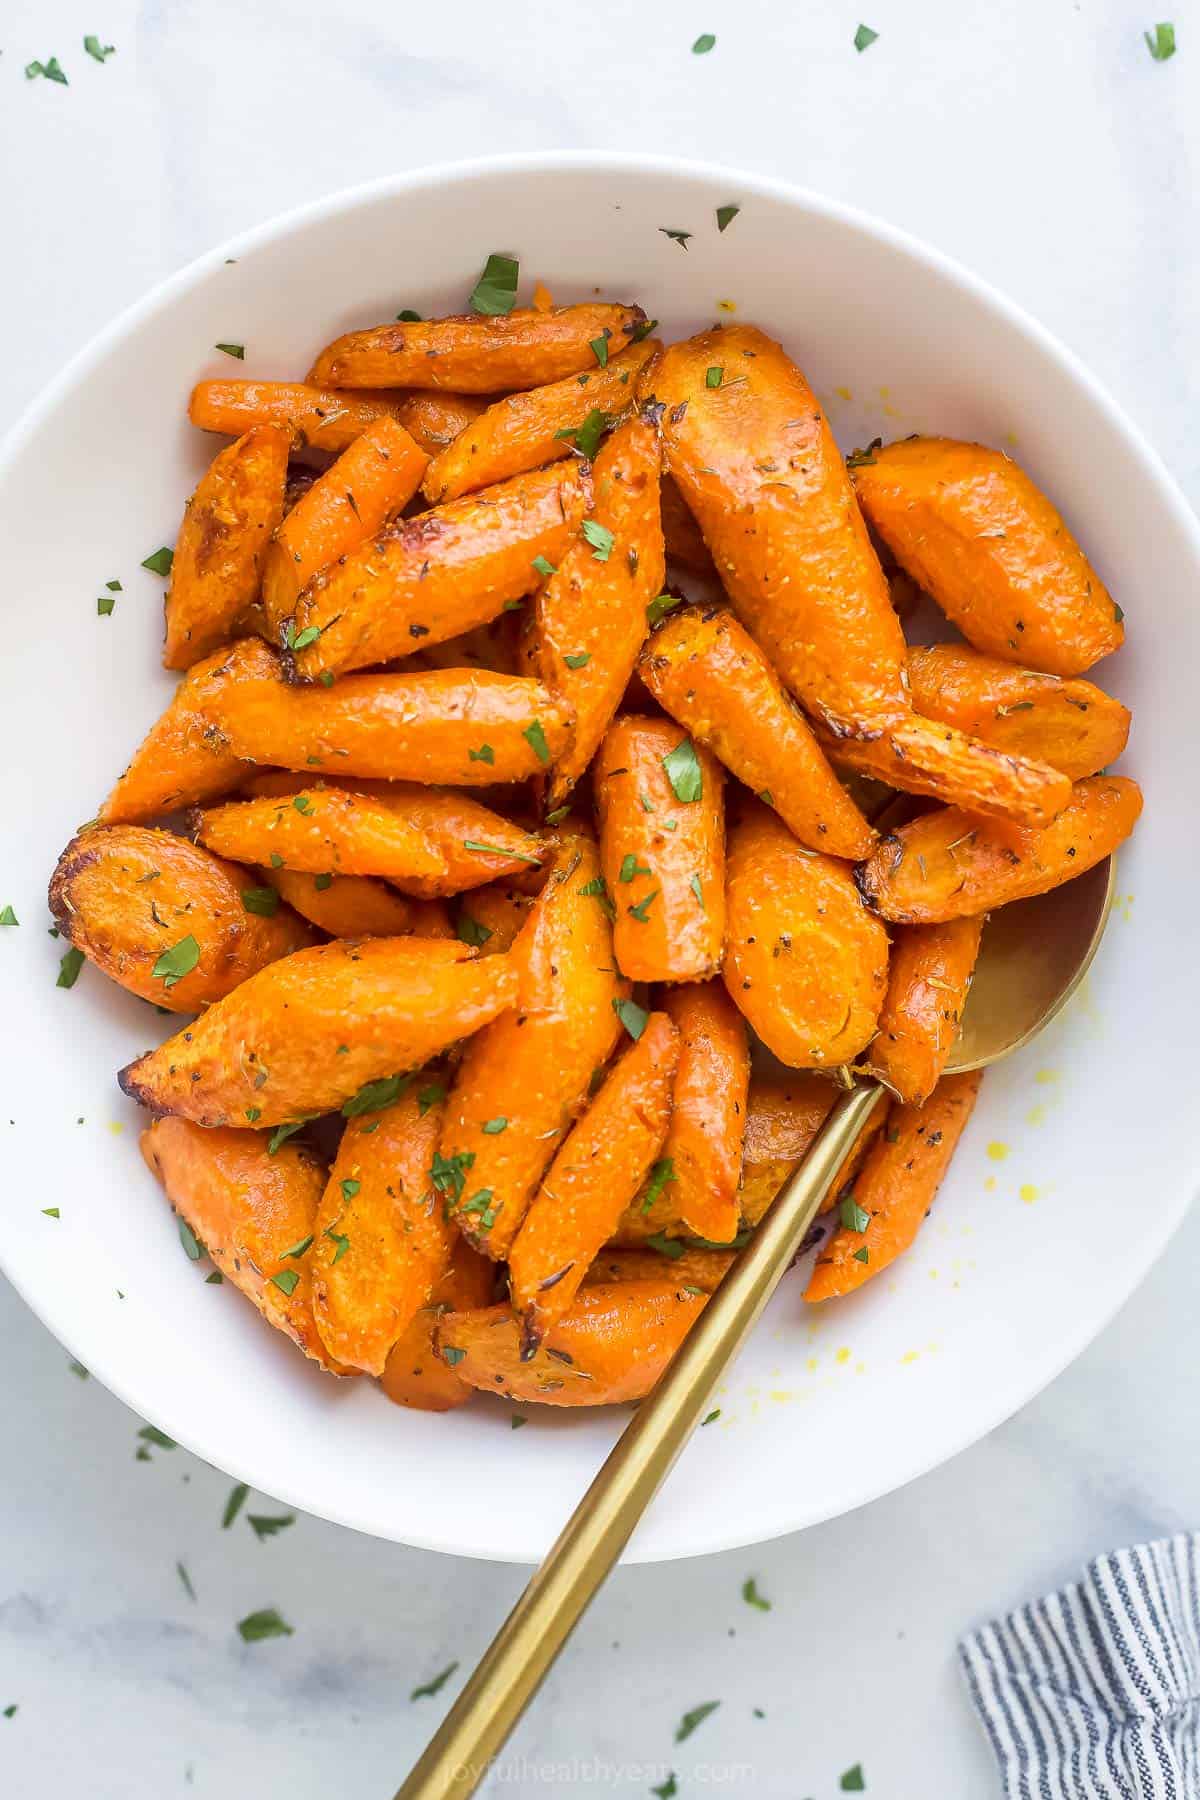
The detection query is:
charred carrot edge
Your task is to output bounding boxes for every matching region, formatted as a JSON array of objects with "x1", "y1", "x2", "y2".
[
  {"x1": 817, "y1": 715, "x2": 1073, "y2": 830},
  {"x1": 308, "y1": 304, "x2": 647, "y2": 393},
  {"x1": 862, "y1": 917, "x2": 986, "y2": 1105},
  {"x1": 805, "y1": 1071, "x2": 983, "y2": 1300},
  {"x1": 508, "y1": 1012, "x2": 679, "y2": 1351}
]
